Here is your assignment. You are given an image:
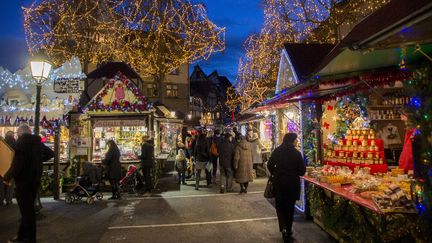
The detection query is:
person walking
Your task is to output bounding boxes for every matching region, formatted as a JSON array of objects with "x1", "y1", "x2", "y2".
[
  {"x1": 175, "y1": 143, "x2": 187, "y2": 185},
  {"x1": 210, "y1": 129, "x2": 222, "y2": 184},
  {"x1": 103, "y1": 140, "x2": 122, "y2": 200},
  {"x1": 267, "y1": 133, "x2": 306, "y2": 243},
  {"x1": 193, "y1": 129, "x2": 210, "y2": 190},
  {"x1": 140, "y1": 136, "x2": 155, "y2": 197},
  {"x1": 233, "y1": 135, "x2": 253, "y2": 193},
  {"x1": 4, "y1": 124, "x2": 54, "y2": 243},
  {"x1": 247, "y1": 130, "x2": 263, "y2": 165},
  {"x1": 218, "y1": 133, "x2": 235, "y2": 193},
  {"x1": 1, "y1": 131, "x2": 15, "y2": 206}
]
